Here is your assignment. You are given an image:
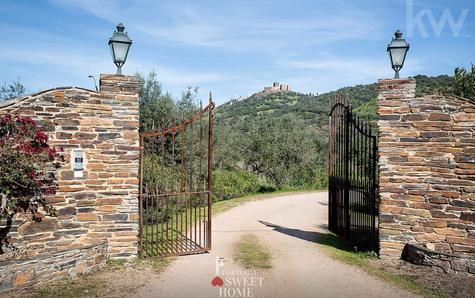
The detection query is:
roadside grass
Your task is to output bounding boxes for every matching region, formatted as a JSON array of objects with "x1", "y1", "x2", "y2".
[
  {"x1": 232, "y1": 234, "x2": 272, "y2": 269},
  {"x1": 25, "y1": 256, "x2": 171, "y2": 298},
  {"x1": 29, "y1": 277, "x2": 108, "y2": 298},
  {"x1": 316, "y1": 233, "x2": 450, "y2": 298}
]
